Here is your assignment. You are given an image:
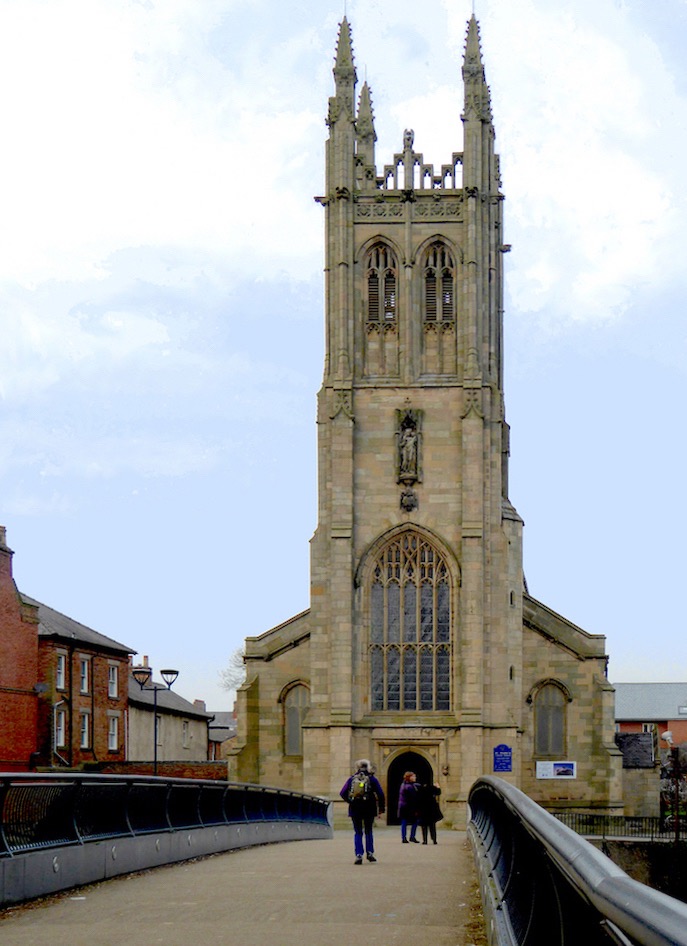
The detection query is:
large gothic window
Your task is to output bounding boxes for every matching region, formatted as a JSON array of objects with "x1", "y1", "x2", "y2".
[
  {"x1": 424, "y1": 242, "x2": 455, "y2": 323},
  {"x1": 283, "y1": 684, "x2": 309, "y2": 756},
  {"x1": 369, "y1": 532, "x2": 451, "y2": 712},
  {"x1": 534, "y1": 682, "x2": 567, "y2": 756},
  {"x1": 367, "y1": 244, "x2": 397, "y2": 323}
]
